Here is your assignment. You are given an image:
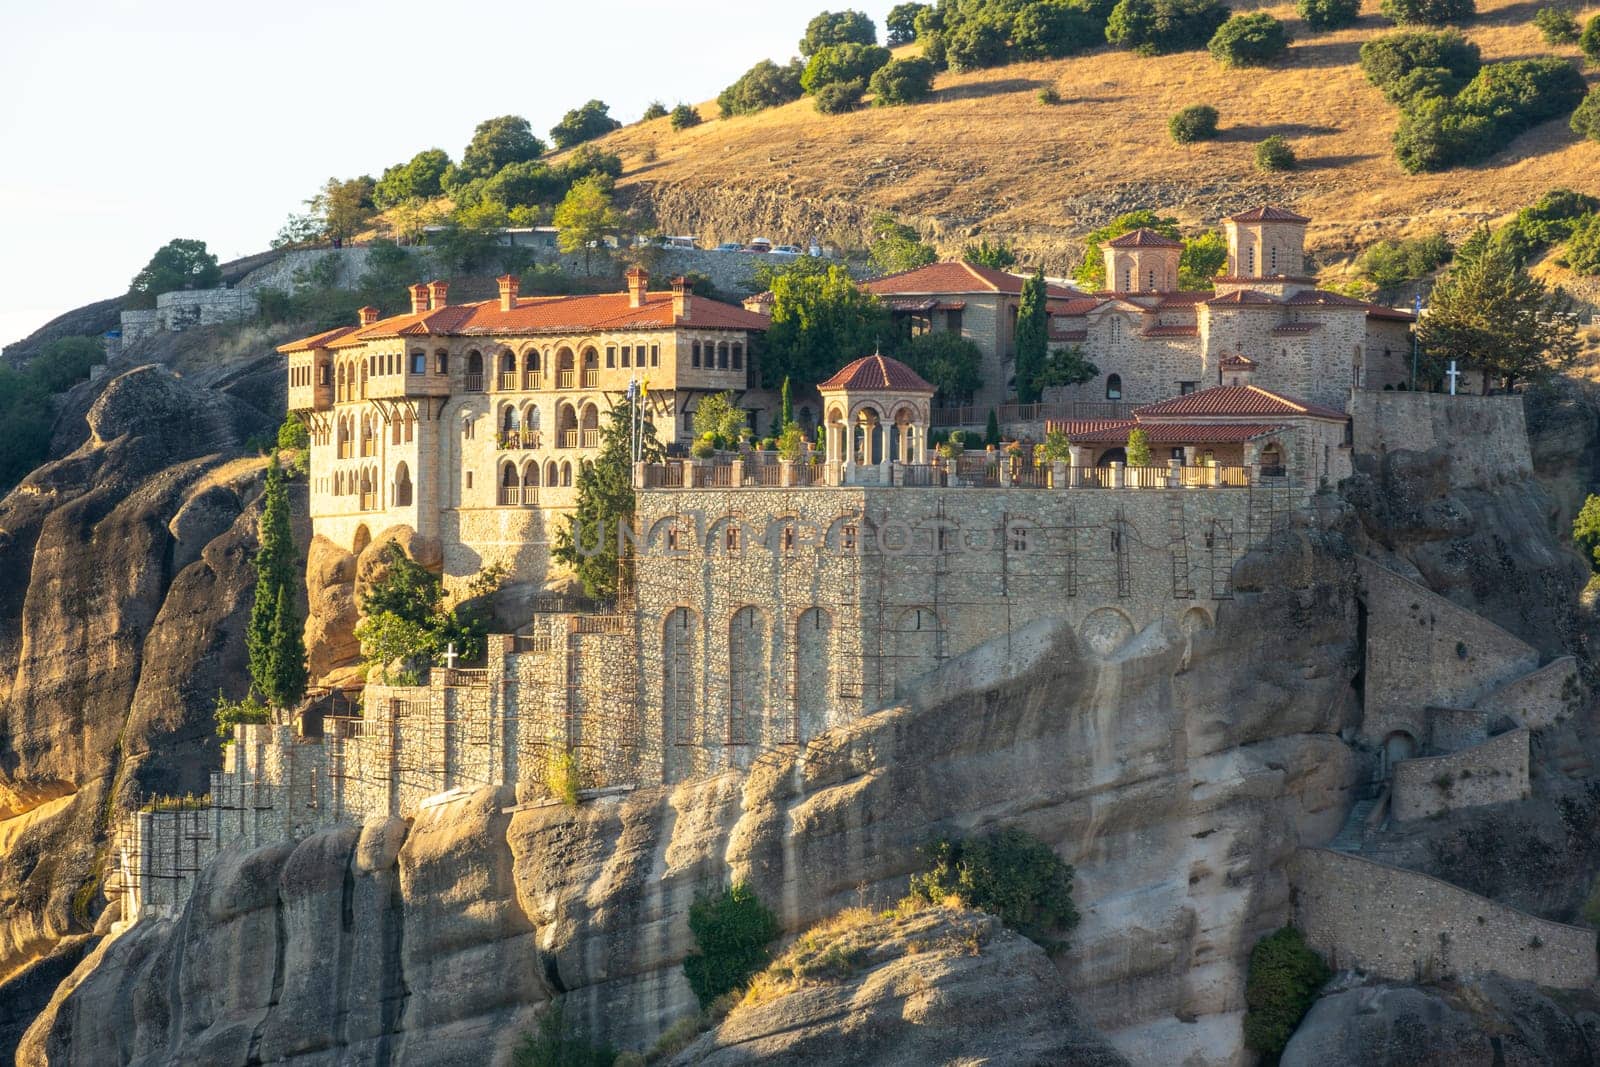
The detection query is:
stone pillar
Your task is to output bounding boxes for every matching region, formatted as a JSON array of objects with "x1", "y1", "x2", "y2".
[
  {"x1": 633, "y1": 461, "x2": 647, "y2": 489},
  {"x1": 1052, "y1": 461, "x2": 1067, "y2": 489},
  {"x1": 780, "y1": 459, "x2": 795, "y2": 487},
  {"x1": 1207, "y1": 463, "x2": 1222, "y2": 488},
  {"x1": 1069, "y1": 446, "x2": 1091, "y2": 488},
  {"x1": 1168, "y1": 458, "x2": 1182, "y2": 488},
  {"x1": 999, "y1": 460, "x2": 1013, "y2": 487},
  {"x1": 731, "y1": 458, "x2": 745, "y2": 487},
  {"x1": 1111, "y1": 461, "x2": 1126, "y2": 489}
]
